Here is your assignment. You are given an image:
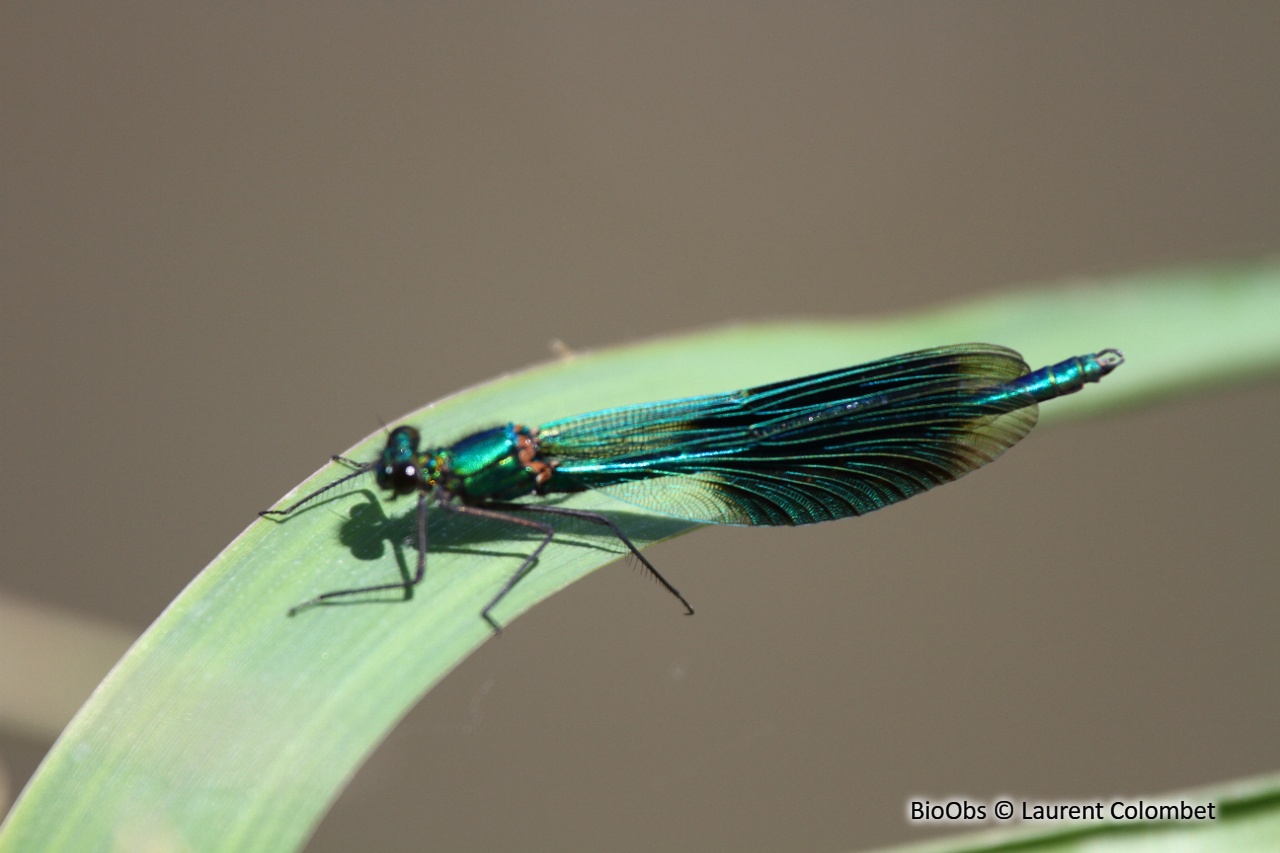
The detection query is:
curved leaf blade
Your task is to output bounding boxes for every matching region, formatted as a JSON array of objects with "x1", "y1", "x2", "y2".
[{"x1": 2, "y1": 260, "x2": 1278, "y2": 852}]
